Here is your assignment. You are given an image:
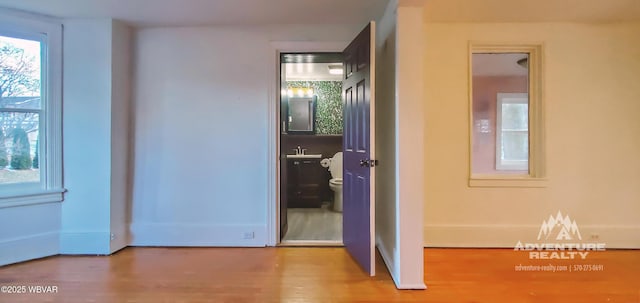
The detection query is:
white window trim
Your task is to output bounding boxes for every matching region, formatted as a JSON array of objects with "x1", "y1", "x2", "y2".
[
  {"x1": 468, "y1": 43, "x2": 547, "y2": 188},
  {"x1": 495, "y1": 93, "x2": 528, "y2": 171},
  {"x1": 0, "y1": 9, "x2": 64, "y2": 208}
]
